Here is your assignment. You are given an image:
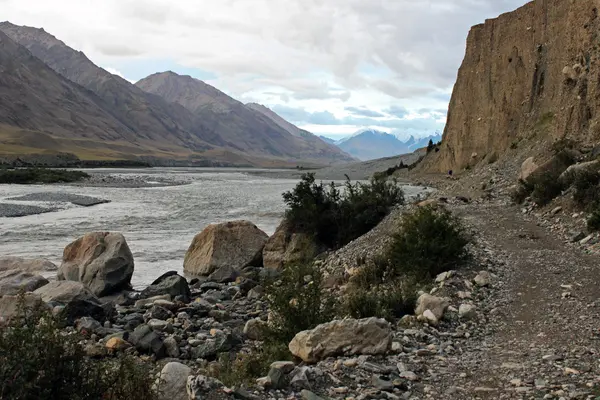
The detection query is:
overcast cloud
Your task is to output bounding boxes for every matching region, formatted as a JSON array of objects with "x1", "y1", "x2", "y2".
[{"x1": 2, "y1": 0, "x2": 527, "y2": 139}]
